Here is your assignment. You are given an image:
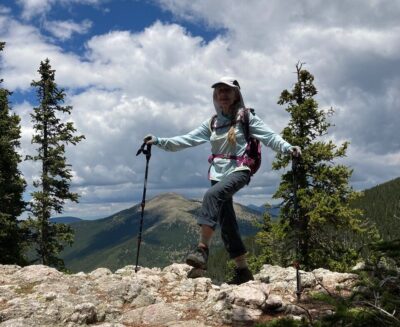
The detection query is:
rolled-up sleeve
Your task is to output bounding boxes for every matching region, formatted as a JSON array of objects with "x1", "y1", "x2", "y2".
[
  {"x1": 249, "y1": 113, "x2": 292, "y2": 154},
  {"x1": 156, "y1": 119, "x2": 211, "y2": 152}
]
